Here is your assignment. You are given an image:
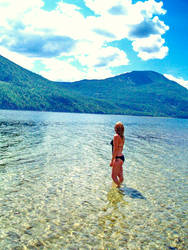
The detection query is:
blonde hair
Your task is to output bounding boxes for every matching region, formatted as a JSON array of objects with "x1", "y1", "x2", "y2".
[{"x1": 114, "y1": 122, "x2": 124, "y2": 139}]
